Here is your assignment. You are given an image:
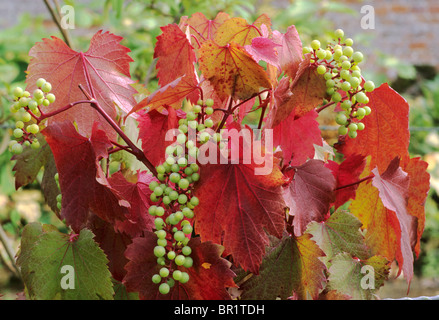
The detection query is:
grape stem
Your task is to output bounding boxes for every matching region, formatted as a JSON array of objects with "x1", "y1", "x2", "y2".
[
  {"x1": 316, "y1": 101, "x2": 335, "y2": 113},
  {"x1": 335, "y1": 174, "x2": 374, "y2": 191},
  {"x1": 77, "y1": 84, "x2": 158, "y2": 176}
]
